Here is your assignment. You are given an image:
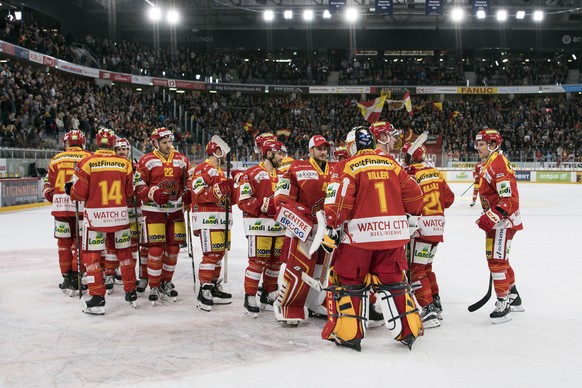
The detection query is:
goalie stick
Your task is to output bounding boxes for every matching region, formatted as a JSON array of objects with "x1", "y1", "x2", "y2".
[
  {"x1": 406, "y1": 131, "x2": 428, "y2": 156},
  {"x1": 467, "y1": 274, "x2": 493, "y2": 312}
]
